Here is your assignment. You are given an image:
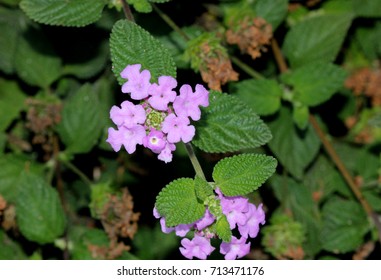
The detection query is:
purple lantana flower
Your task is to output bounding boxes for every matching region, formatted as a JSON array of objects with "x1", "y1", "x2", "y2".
[
  {"x1": 219, "y1": 194, "x2": 250, "y2": 229},
  {"x1": 161, "y1": 114, "x2": 195, "y2": 143},
  {"x1": 179, "y1": 235, "x2": 215, "y2": 260},
  {"x1": 110, "y1": 101, "x2": 146, "y2": 128},
  {"x1": 148, "y1": 76, "x2": 177, "y2": 111},
  {"x1": 220, "y1": 236, "x2": 251, "y2": 260},
  {"x1": 173, "y1": 84, "x2": 209, "y2": 121},
  {"x1": 121, "y1": 64, "x2": 151, "y2": 100},
  {"x1": 106, "y1": 125, "x2": 145, "y2": 154},
  {"x1": 238, "y1": 203, "x2": 266, "y2": 238},
  {"x1": 107, "y1": 64, "x2": 209, "y2": 163}
]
